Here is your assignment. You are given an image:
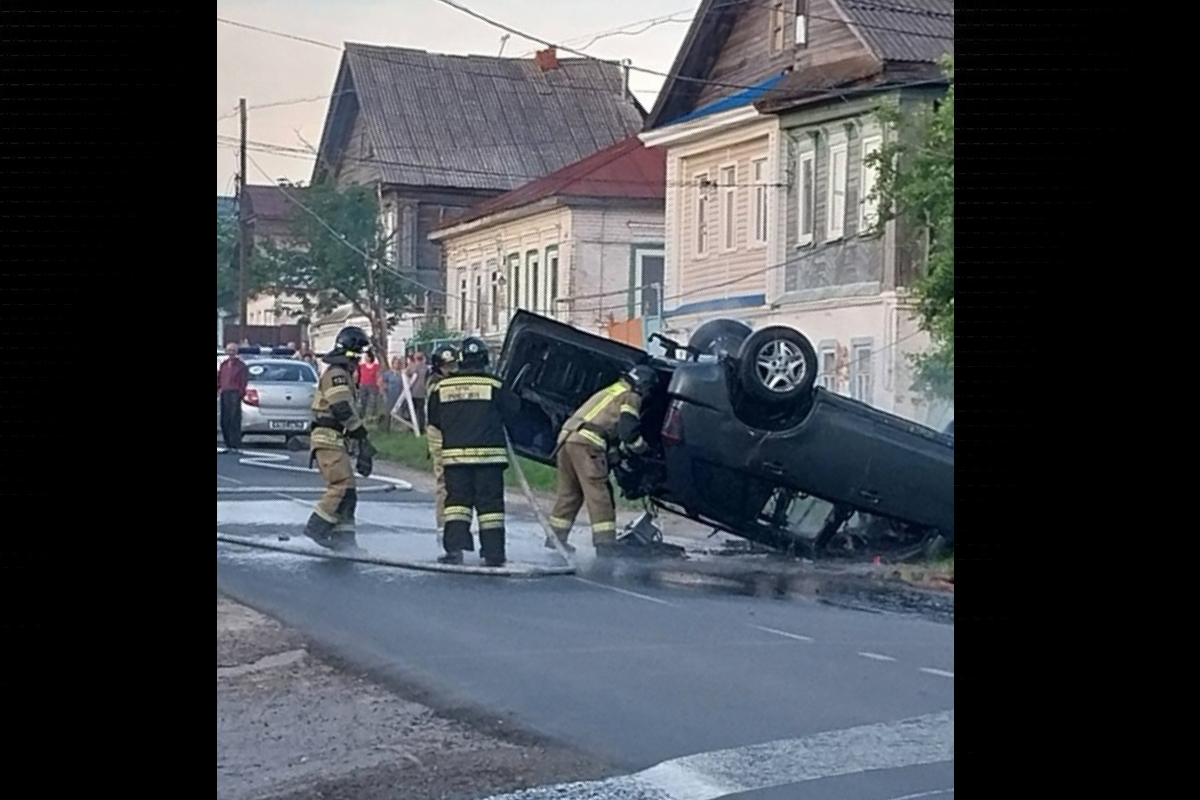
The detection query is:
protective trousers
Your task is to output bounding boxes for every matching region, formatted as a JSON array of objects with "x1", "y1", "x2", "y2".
[
  {"x1": 427, "y1": 425, "x2": 447, "y2": 532},
  {"x1": 549, "y1": 441, "x2": 617, "y2": 546},
  {"x1": 219, "y1": 390, "x2": 243, "y2": 450},
  {"x1": 442, "y1": 464, "x2": 506, "y2": 562},
  {"x1": 313, "y1": 447, "x2": 357, "y2": 531}
]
